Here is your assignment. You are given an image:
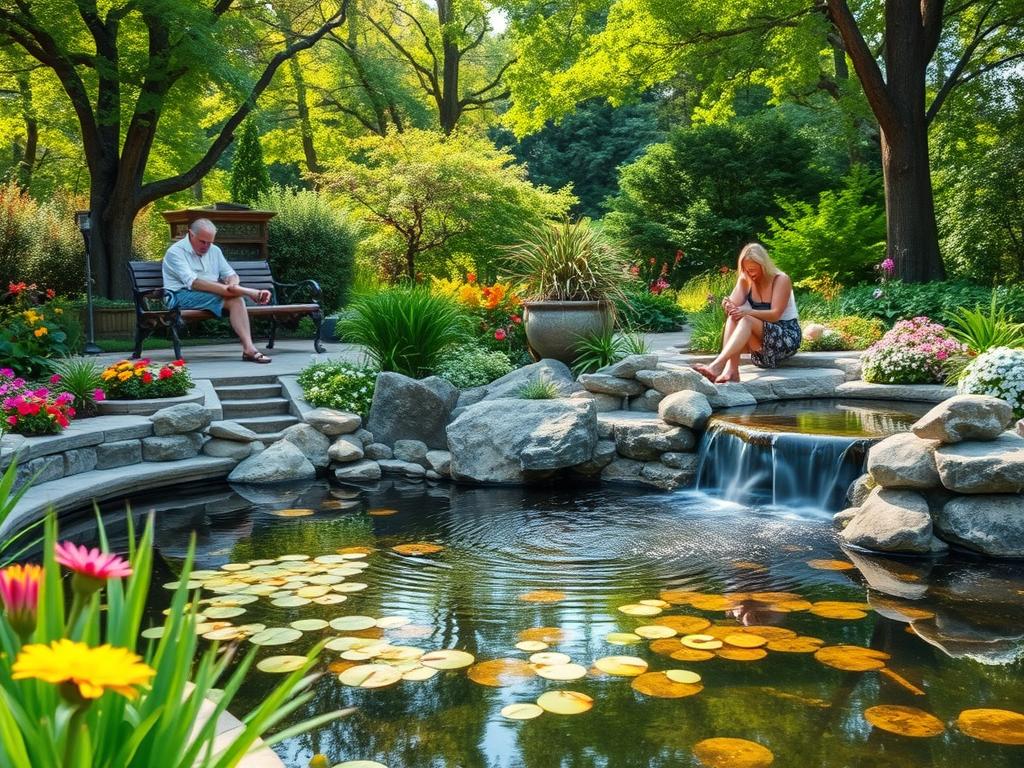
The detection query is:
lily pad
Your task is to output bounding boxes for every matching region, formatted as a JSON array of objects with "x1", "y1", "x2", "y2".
[
  {"x1": 618, "y1": 603, "x2": 662, "y2": 617},
  {"x1": 634, "y1": 625, "x2": 677, "y2": 639},
  {"x1": 535, "y1": 663, "x2": 588, "y2": 681},
  {"x1": 529, "y1": 652, "x2": 571, "y2": 666},
  {"x1": 956, "y1": 708, "x2": 1024, "y2": 744},
  {"x1": 515, "y1": 640, "x2": 549, "y2": 652},
  {"x1": 693, "y1": 737, "x2": 774, "y2": 768},
  {"x1": 290, "y1": 619, "x2": 329, "y2": 632},
  {"x1": 501, "y1": 703, "x2": 544, "y2": 720},
  {"x1": 256, "y1": 655, "x2": 307, "y2": 674},
  {"x1": 606, "y1": 632, "x2": 642, "y2": 645},
  {"x1": 865, "y1": 705, "x2": 945, "y2": 737},
  {"x1": 467, "y1": 658, "x2": 535, "y2": 687},
  {"x1": 338, "y1": 664, "x2": 401, "y2": 688},
  {"x1": 631, "y1": 671, "x2": 703, "y2": 698},
  {"x1": 536, "y1": 690, "x2": 593, "y2": 715},
  {"x1": 420, "y1": 649, "x2": 475, "y2": 670},
  {"x1": 594, "y1": 655, "x2": 648, "y2": 677},
  {"x1": 330, "y1": 616, "x2": 378, "y2": 632},
  {"x1": 249, "y1": 627, "x2": 303, "y2": 646}
]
